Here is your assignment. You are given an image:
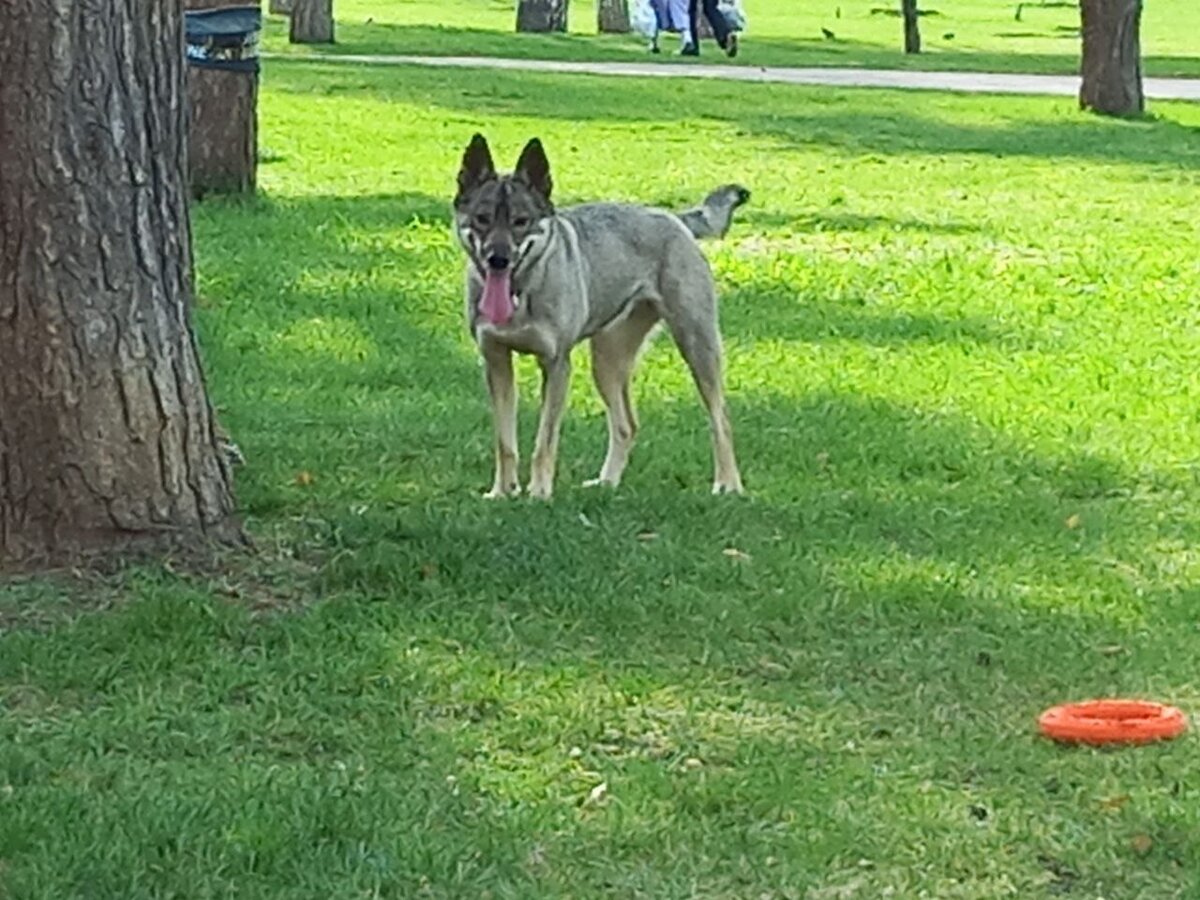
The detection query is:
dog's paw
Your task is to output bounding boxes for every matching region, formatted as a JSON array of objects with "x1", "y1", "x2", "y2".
[
  {"x1": 711, "y1": 479, "x2": 745, "y2": 496},
  {"x1": 483, "y1": 484, "x2": 521, "y2": 500},
  {"x1": 527, "y1": 482, "x2": 554, "y2": 501}
]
